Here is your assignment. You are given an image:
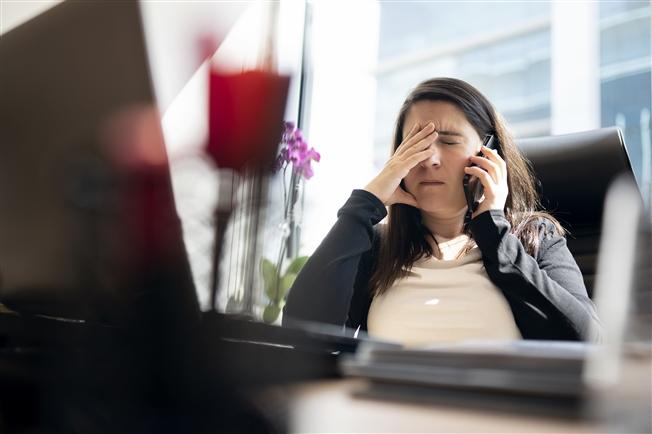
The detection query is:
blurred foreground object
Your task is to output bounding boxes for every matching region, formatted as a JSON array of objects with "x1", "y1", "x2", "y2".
[
  {"x1": 584, "y1": 175, "x2": 651, "y2": 434},
  {"x1": 205, "y1": 68, "x2": 290, "y2": 317},
  {"x1": 0, "y1": 1, "x2": 277, "y2": 432},
  {"x1": 0, "y1": 0, "x2": 196, "y2": 326},
  {"x1": 207, "y1": 70, "x2": 289, "y2": 172}
]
